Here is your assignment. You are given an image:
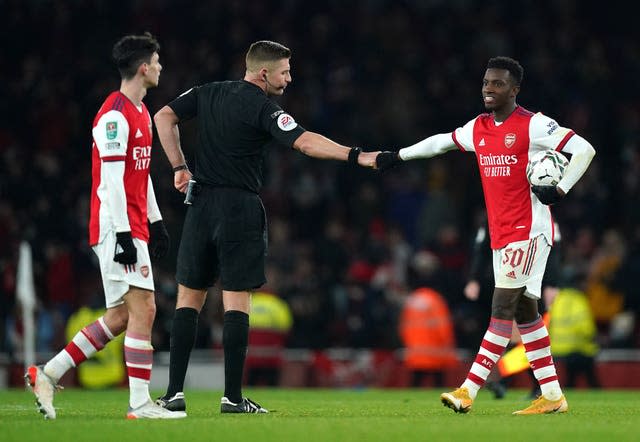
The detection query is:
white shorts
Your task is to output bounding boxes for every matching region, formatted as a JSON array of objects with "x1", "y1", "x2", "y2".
[
  {"x1": 492, "y1": 235, "x2": 550, "y2": 299},
  {"x1": 92, "y1": 232, "x2": 155, "y2": 308}
]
